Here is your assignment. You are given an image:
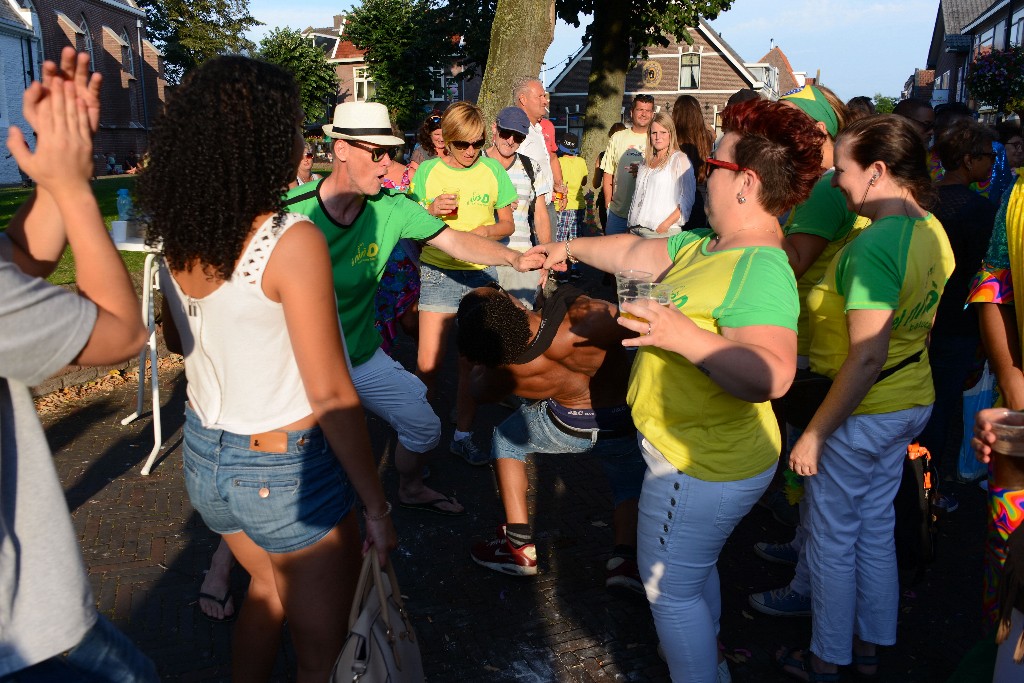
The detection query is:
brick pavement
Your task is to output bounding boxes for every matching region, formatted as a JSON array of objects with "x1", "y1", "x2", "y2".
[{"x1": 42, "y1": 279, "x2": 988, "y2": 682}]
